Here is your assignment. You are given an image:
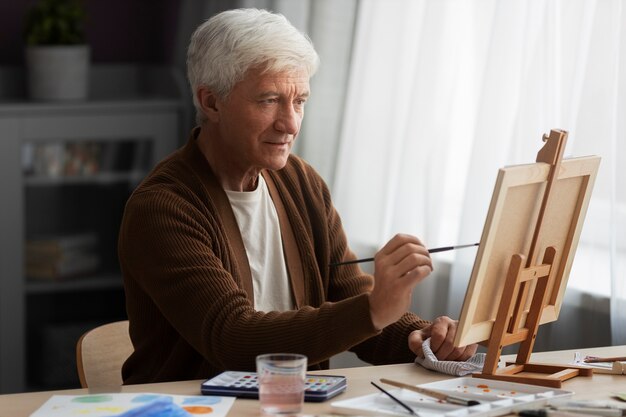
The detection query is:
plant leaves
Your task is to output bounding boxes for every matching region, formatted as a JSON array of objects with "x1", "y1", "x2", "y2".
[{"x1": 23, "y1": 0, "x2": 86, "y2": 45}]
